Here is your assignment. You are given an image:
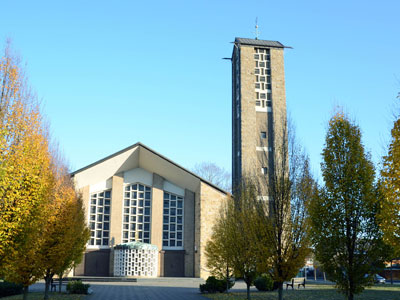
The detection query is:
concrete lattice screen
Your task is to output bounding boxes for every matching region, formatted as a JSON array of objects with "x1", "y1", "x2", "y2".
[{"x1": 113, "y1": 242, "x2": 158, "y2": 277}]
